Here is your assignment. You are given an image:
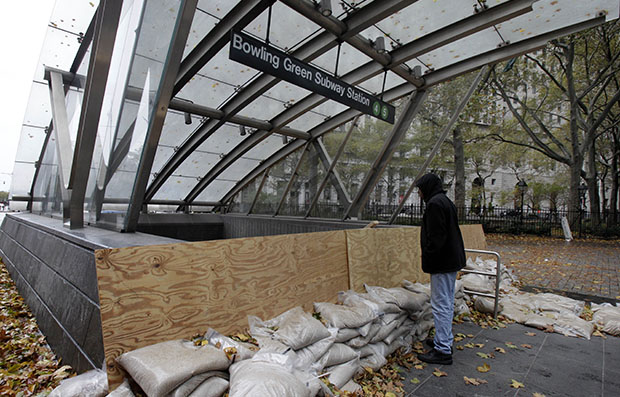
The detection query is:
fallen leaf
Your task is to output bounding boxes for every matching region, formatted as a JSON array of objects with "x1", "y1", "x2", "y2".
[
  {"x1": 467, "y1": 334, "x2": 474, "y2": 338},
  {"x1": 456, "y1": 345, "x2": 465, "y2": 350},
  {"x1": 385, "y1": 393, "x2": 397, "y2": 397},
  {"x1": 433, "y1": 368, "x2": 447, "y2": 377},
  {"x1": 464, "y1": 343, "x2": 475, "y2": 348},
  {"x1": 525, "y1": 332, "x2": 536, "y2": 336},
  {"x1": 475, "y1": 343, "x2": 485, "y2": 348},
  {"x1": 495, "y1": 347, "x2": 506, "y2": 354},
  {"x1": 411, "y1": 378, "x2": 420, "y2": 384},
  {"x1": 533, "y1": 393, "x2": 546, "y2": 397},
  {"x1": 414, "y1": 364, "x2": 425, "y2": 370},
  {"x1": 464, "y1": 376, "x2": 480, "y2": 385},
  {"x1": 476, "y1": 352, "x2": 489, "y2": 359},
  {"x1": 52, "y1": 365, "x2": 72, "y2": 380},
  {"x1": 521, "y1": 344, "x2": 532, "y2": 349},
  {"x1": 511, "y1": 379, "x2": 525, "y2": 388},
  {"x1": 506, "y1": 342, "x2": 518, "y2": 349},
  {"x1": 477, "y1": 363, "x2": 491, "y2": 373}
]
